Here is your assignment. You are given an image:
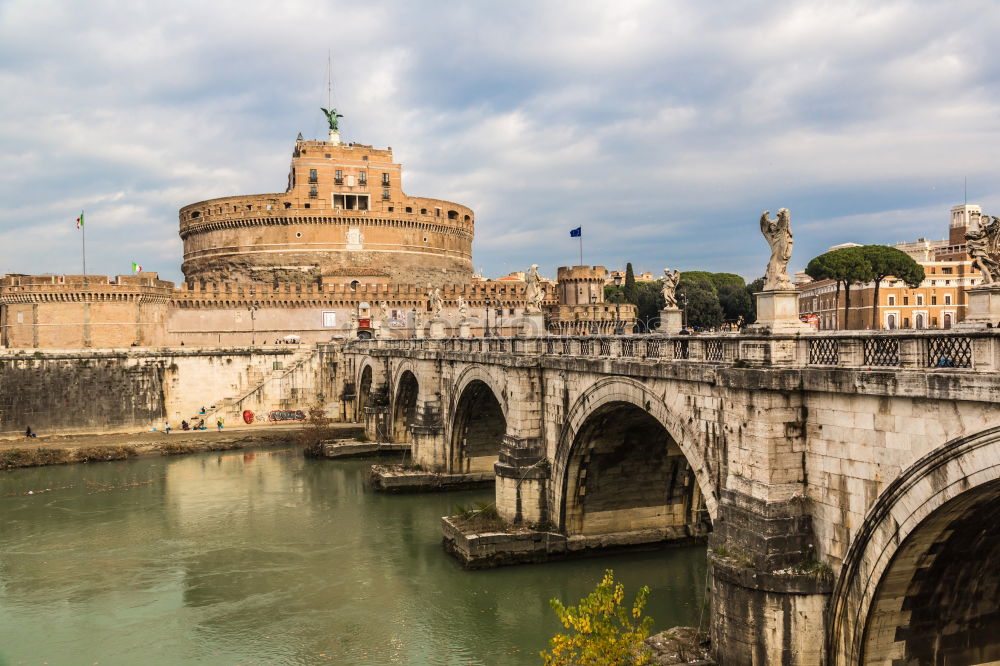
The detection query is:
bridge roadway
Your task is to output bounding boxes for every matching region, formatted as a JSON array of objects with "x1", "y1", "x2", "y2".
[{"x1": 333, "y1": 329, "x2": 1000, "y2": 665}]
